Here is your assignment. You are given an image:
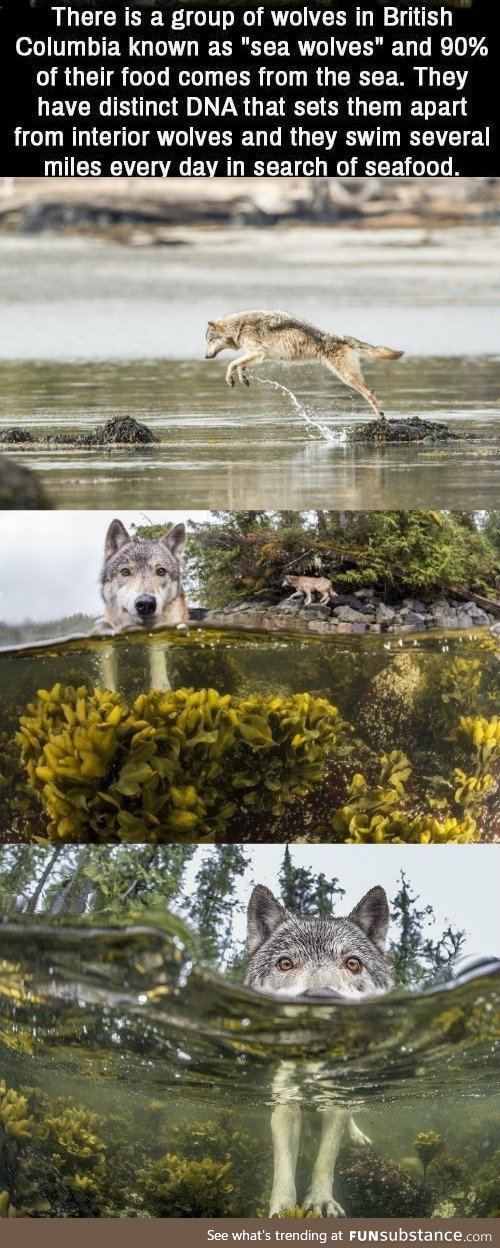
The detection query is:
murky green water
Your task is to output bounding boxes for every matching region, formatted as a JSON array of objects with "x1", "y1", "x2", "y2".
[
  {"x1": 0, "y1": 921, "x2": 499, "y2": 1218},
  {"x1": 0, "y1": 229, "x2": 499, "y2": 509},
  {"x1": 1, "y1": 624, "x2": 498, "y2": 843}
]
